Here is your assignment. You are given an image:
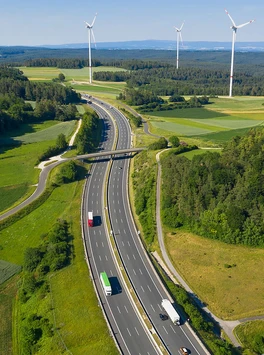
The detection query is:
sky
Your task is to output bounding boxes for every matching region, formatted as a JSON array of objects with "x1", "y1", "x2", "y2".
[{"x1": 0, "y1": 0, "x2": 263, "y2": 46}]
